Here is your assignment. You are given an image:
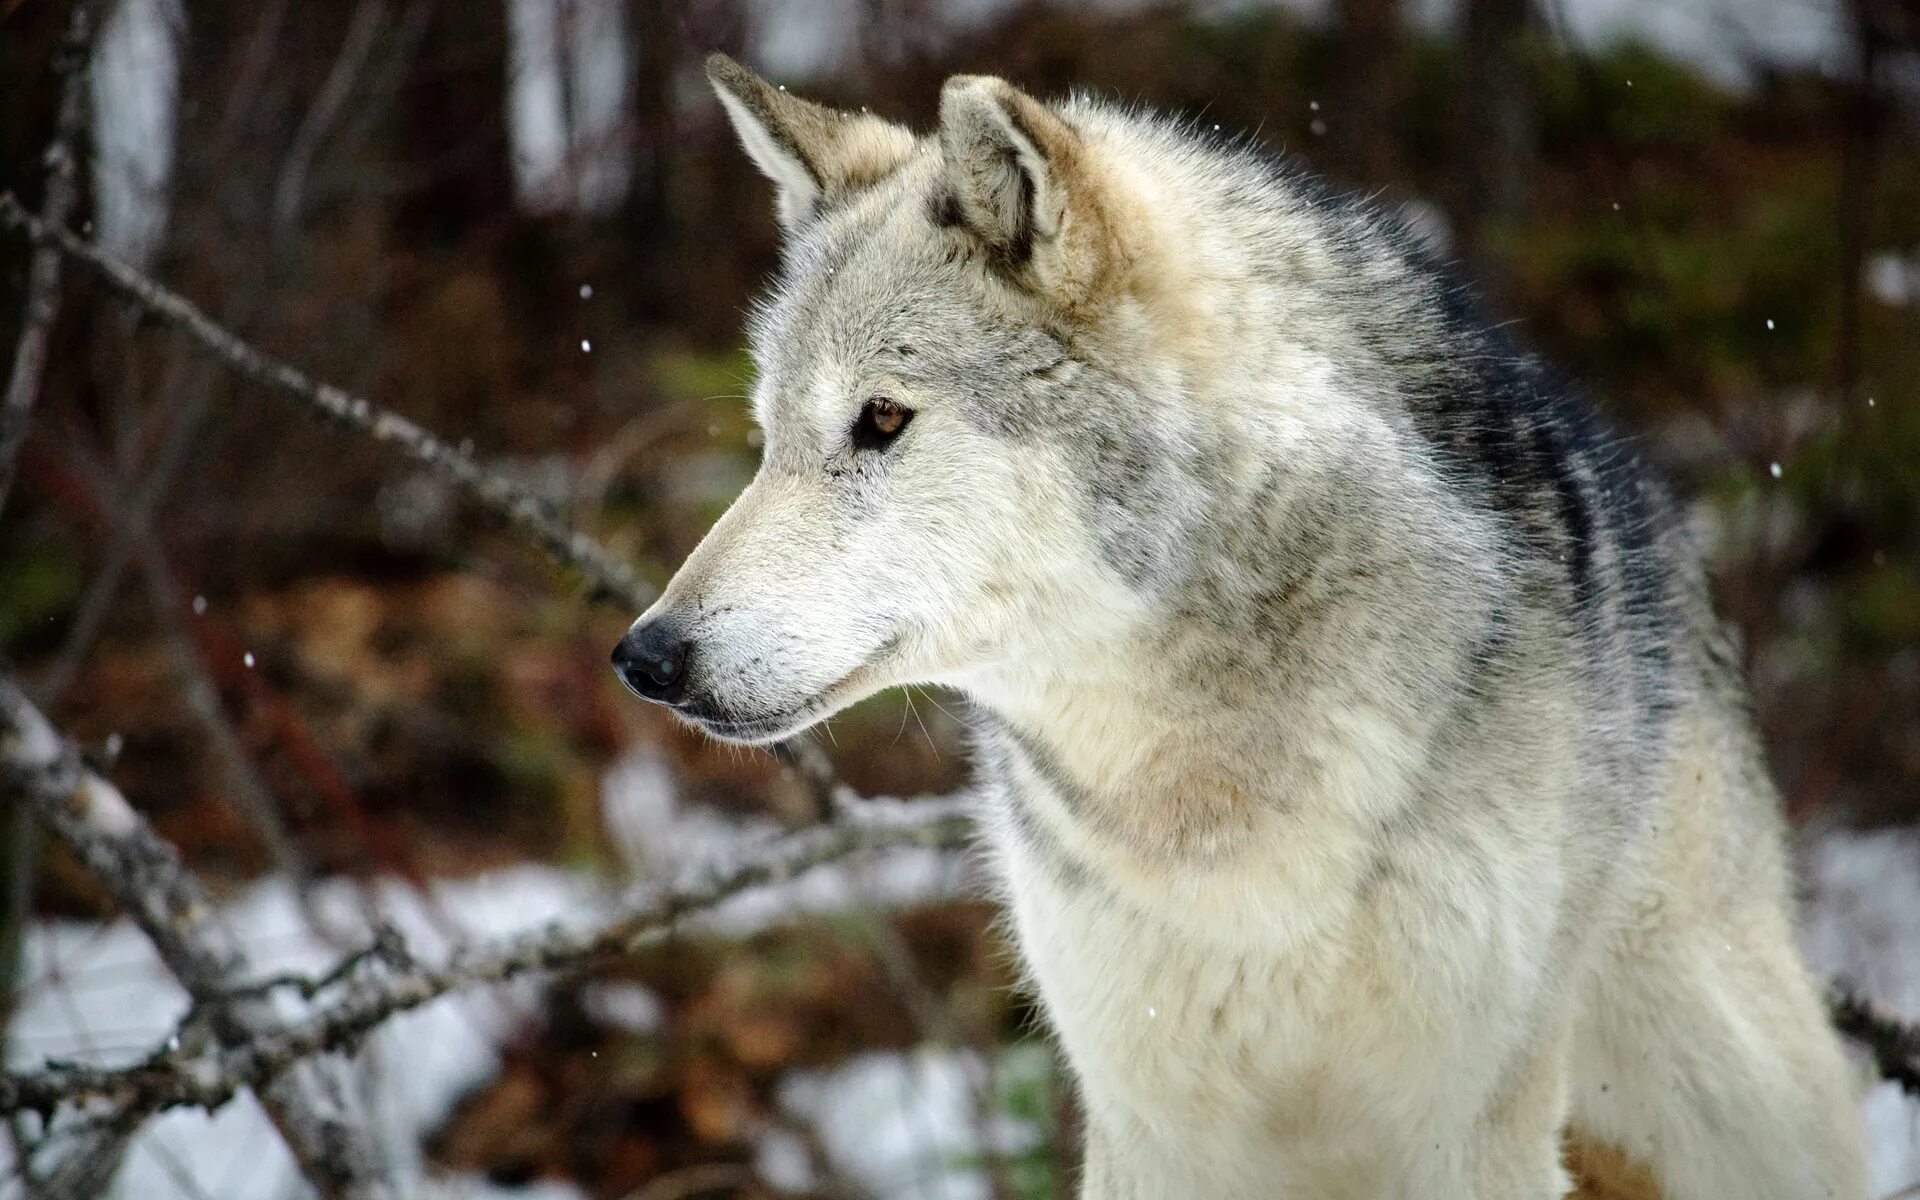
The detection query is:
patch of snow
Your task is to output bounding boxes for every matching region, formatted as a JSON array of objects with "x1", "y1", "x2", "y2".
[
  {"x1": 779, "y1": 1048, "x2": 1035, "y2": 1200},
  {"x1": 7, "y1": 809, "x2": 1913, "y2": 1196},
  {"x1": 746, "y1": 0, "x2": 1848, "y2": 91},
  {"x1": 1802, "y1": 826, "x2": 1920, "y2": 1195},
  {"x1": 599, "y1": 747, "x2": 976, "y2": 930},
  {"x1": 4, "y1": 865, "x2": 594, "y2": 1200},
  {"x1": 580, "y1": 980, "x2": 664, "y2": 1034},
  {"x1": 3, "y1": 758, "x2": 981, "y2": 1199},
  {"x1": 753, "y1": 1126, "x2": 818, "y2": 1192},
  {"x1": 1867, "y1": 252, "x2": 1919, "y2": 307}
]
